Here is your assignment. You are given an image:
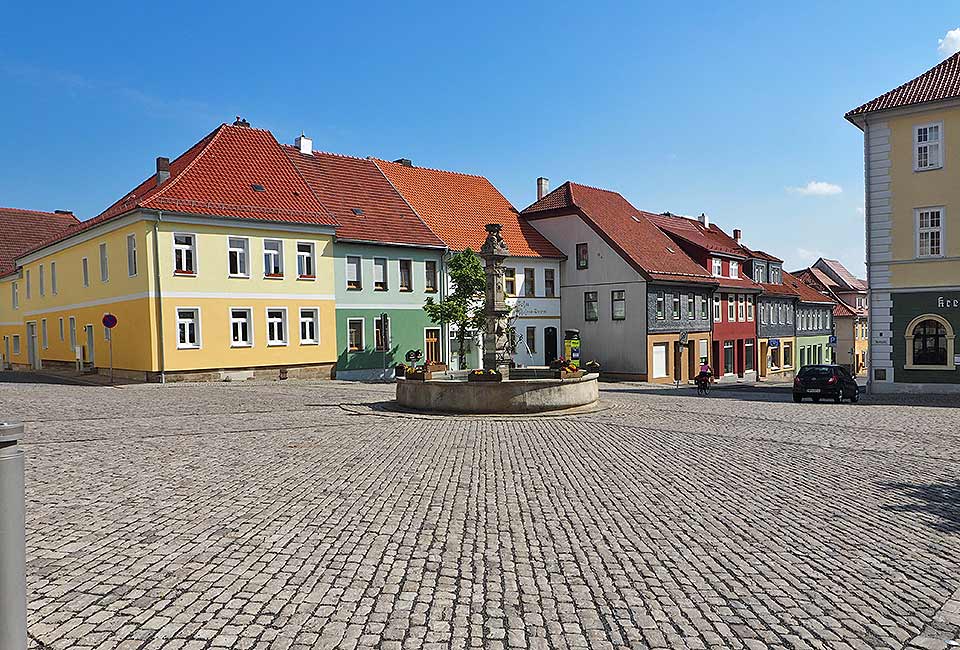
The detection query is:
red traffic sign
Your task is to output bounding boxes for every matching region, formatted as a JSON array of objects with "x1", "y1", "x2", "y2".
[{"x1": 102, "y1": 313, "x2": 118, "y2": 329}]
